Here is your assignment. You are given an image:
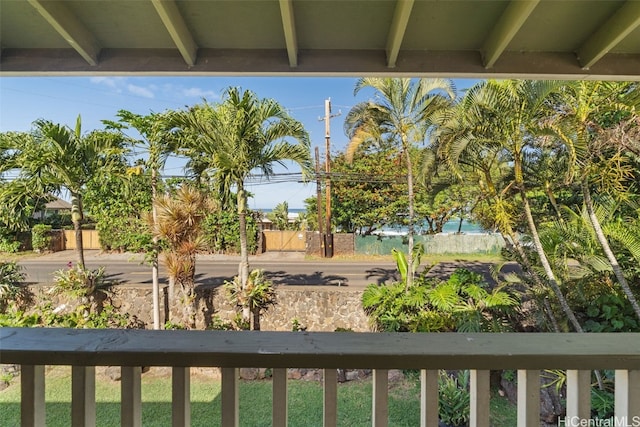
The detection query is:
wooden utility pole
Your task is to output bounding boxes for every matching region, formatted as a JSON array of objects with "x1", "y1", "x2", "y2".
[
  {"x1": 315, "y1": 147, "x2": 325, "y2": 257},
  {"x1": 320, "y1": 98, "x2": 340, "y2": 257}
]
